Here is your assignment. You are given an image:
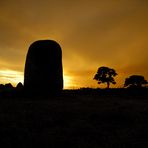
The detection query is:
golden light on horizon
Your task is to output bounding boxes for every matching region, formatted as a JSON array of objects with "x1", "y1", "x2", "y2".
[
  {"x1": 0, "y1": 69, "x2": 76, "y2": 89},
  {"x1": 0, "y1": 70, "x2": 23, "y2": 86},
  {"x1": 63, "y1": 75, "x2": 73, "y2": 89}
]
